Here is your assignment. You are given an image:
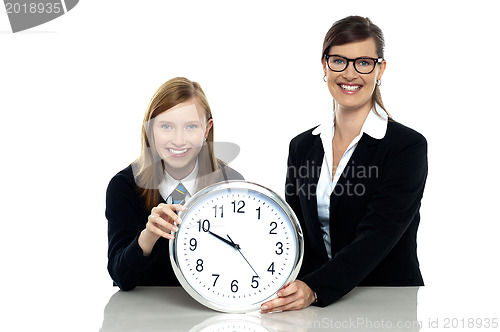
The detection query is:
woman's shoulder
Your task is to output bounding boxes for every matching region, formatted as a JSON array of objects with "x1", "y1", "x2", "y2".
[
  {"x1": 216, "y1": 160, "x2": 244, "y2": 181},
  {"x1": 381, "y1": 120, "x2": 427, "y2": 157},
  {"x1": 385, "y1": 120, "x2": 427, "y2": 146},
  {"x1": 107, "y1": 164, "x2": 137, "y2": 192},
  {"x1": 289, "y1": 126, "x2": 321, "y2": 148}
]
